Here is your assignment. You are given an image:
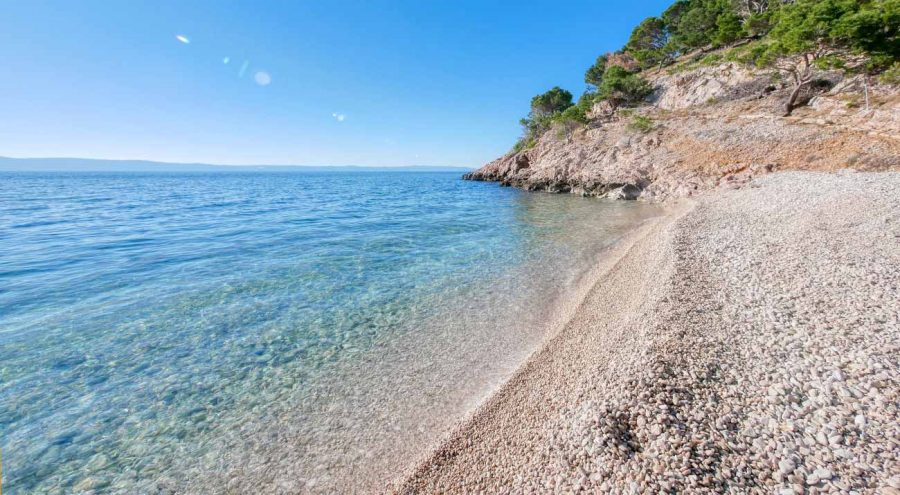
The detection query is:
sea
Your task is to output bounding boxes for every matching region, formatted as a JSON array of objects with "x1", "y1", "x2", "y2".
[{"x1": 0, "y1": 171, "x2": 660, "y2": 493}]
